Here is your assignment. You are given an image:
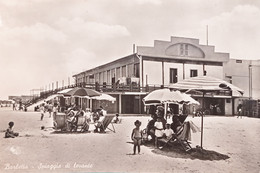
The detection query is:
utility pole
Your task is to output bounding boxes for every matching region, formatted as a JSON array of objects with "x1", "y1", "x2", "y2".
[
  {"x1": 206, "y1": 25, "x2": 209, "y2": 46},
  {"x1": 249, "y1": 65, "x2": 252, "y2": 99}
]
